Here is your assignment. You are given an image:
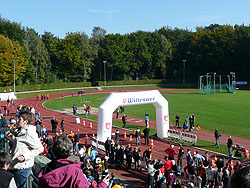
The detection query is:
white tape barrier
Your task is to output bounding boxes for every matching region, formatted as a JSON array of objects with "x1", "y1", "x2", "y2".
[{"x1": 168, "y1": 130, "x2": 197, "y2": 145}]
